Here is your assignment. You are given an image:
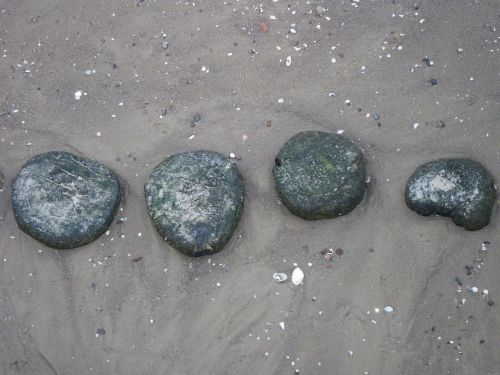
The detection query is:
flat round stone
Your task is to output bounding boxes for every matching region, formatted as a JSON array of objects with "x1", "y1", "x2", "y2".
[
  {"x1": 405, "y1": 158, "x2": 496, "y2": 231},
  {"x1": 144, "y1": 151, "x2": 245, "y2": 257},
  {"x1": 273, "y1": 131, "x2": 366, "y2": 220},
  {"x1": 12, "y1": 151, "x2": 121, "y2": 249}
]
